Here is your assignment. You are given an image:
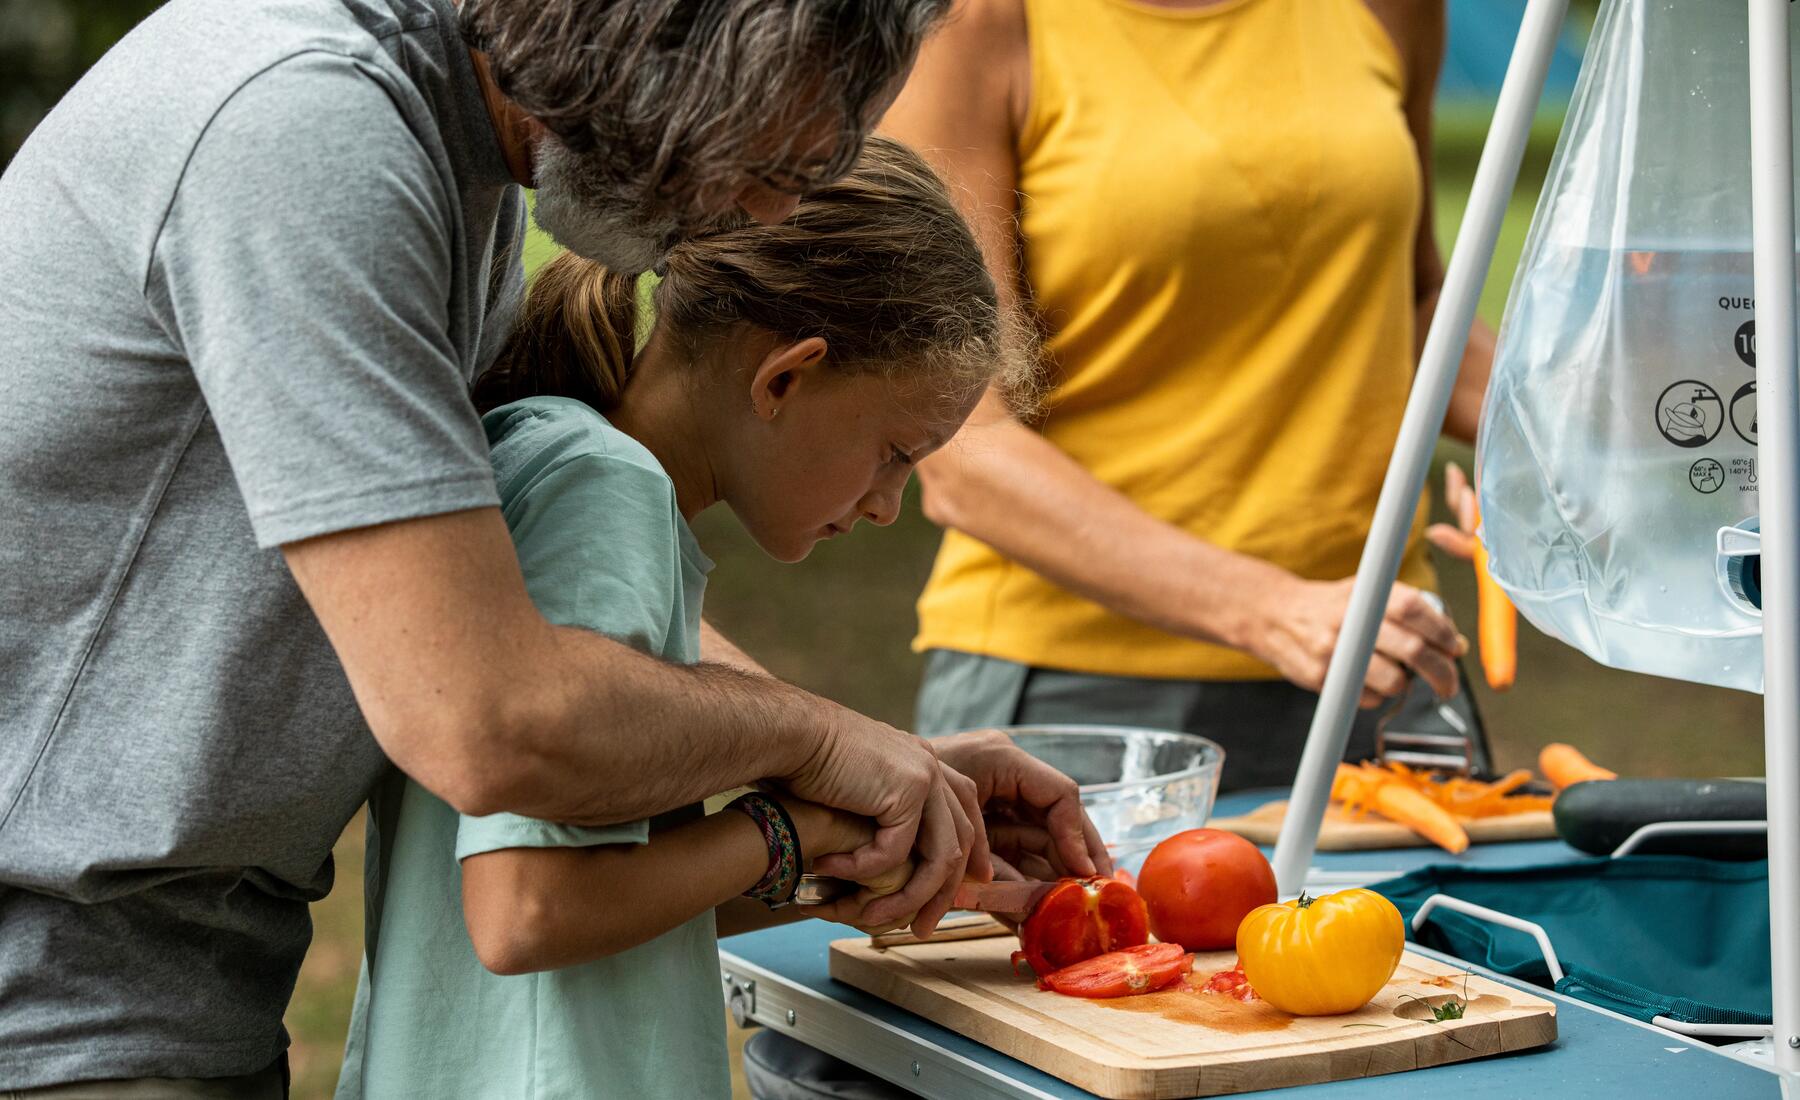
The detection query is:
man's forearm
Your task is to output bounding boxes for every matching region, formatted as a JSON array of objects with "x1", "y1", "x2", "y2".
[
  {"x1": 285, "y1": 507, "x2": 955, "y2": 931},
  {"x1": 285, "y1": 509, "x2": 843, "y2": 826},
  {"x1": 493, "y1": 624, "x2": 834, "y2": 825},
  {"x1": 700, "y1": 618, "x2": 772, "y2": 677}
]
